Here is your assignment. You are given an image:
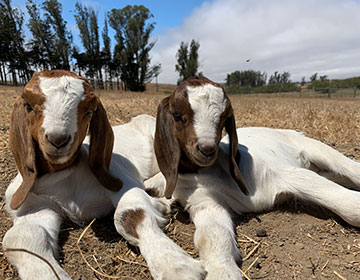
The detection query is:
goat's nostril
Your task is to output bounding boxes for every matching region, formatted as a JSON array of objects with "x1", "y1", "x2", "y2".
[
  {"x1": 197, "y1": 143, "x2": 216, "y2": 157},
  {"x1": 46, "y1": 133, "x2": 71, "y2": 148}
]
